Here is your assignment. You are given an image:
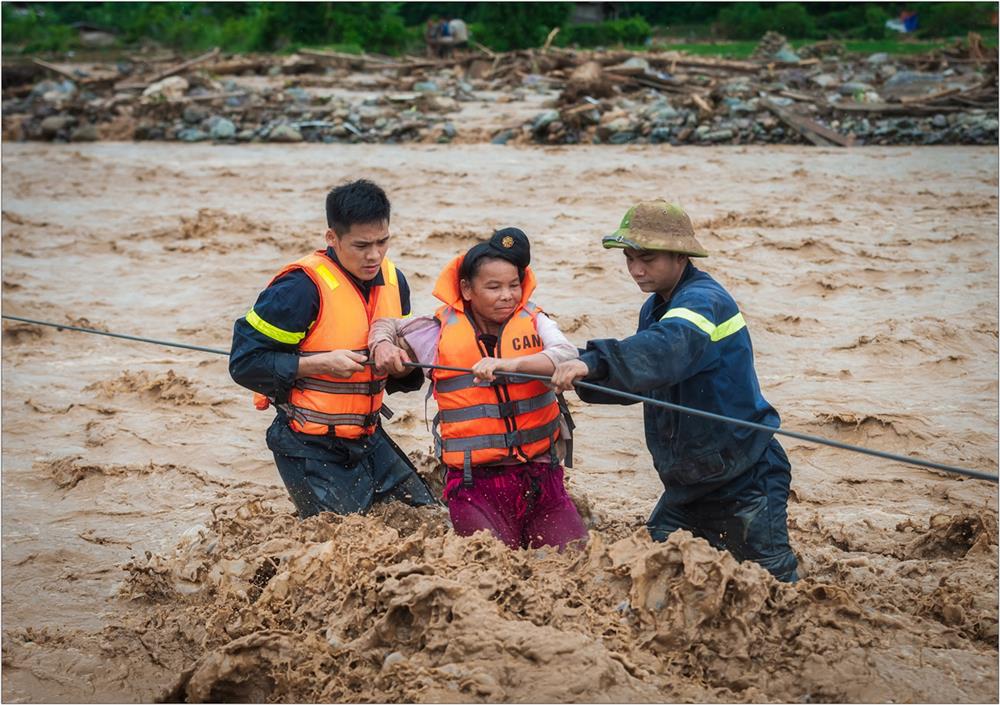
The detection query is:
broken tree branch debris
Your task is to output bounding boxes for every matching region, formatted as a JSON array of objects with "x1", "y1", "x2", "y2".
[{"x1": 2, "y1": 31, "x2": 996, "y2": 146}]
